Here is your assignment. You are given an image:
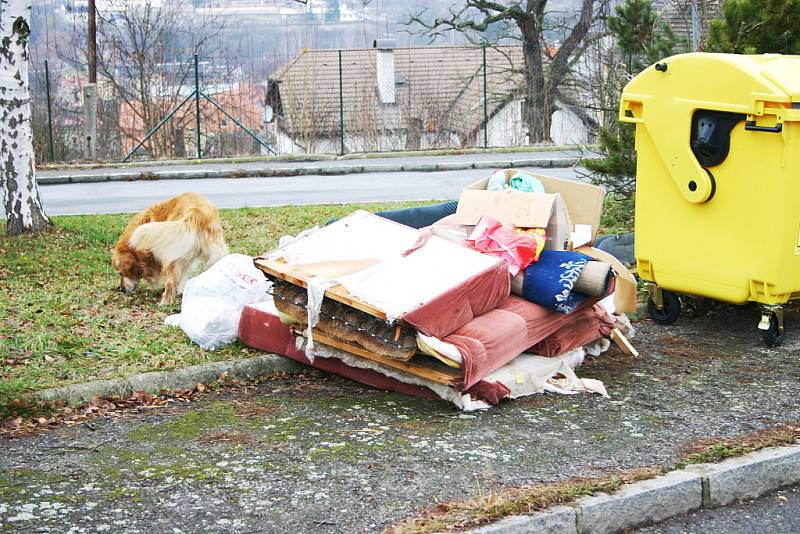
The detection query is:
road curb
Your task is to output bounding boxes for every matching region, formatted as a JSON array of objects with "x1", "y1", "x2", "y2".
[
  {"x1": 34, "y1": 354, "x2": 304, "y2": 406},
  {"x1": 462, "y1": 444, "x2": 800, "y2": 534},
  {"x1": 37, "y1": 157, "x2": 581, "y2": 186}
]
